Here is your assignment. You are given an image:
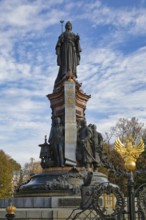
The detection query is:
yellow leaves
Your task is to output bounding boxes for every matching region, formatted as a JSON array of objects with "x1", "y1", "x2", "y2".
[{"x1": 0, "y1": 150, "x2": 21, "y2": 198}]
